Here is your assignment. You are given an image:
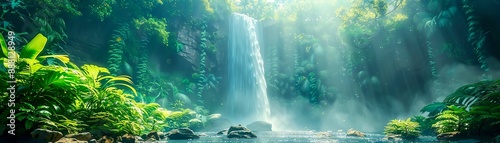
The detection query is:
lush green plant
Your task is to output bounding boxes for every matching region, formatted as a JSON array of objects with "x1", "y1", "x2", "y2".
[
  {"x1": 432, "y1": 105, "x2": 470, "y2": 133},
  {"x1": 0, "y1": 32, "x2": 202, "y2": 136},
  {"x1": 420, "y1": 102, "x2": 447, "y2": 117},
  {"x1": 0, "y1": 33, "x2": 87, "y2": 135},
  {"x1": 132, "y1": 17, "x2": 169, "y2": 45},
  {"x1": 165, "y1": 109, "x2": 193, "y2": 130},
  {"x1": 384, "y1": 118, "x2": 421, "y2": 140},
  {"x1": 196, "y1": 22, "x2": 209, "y2": 103},
  {"x1": 411, "y1": 115, "x2": 437, "y2": 136},
  {"x1": 421, "y1": 79, "x2": 500, "y2": 138},
  {"x1": 107, "y1": 24, "x2": 130, "y2": 75},
  {"x1": 469, "y1": 104, "x2": 500, "y2": 135},
  {"x1": 443, "y1": 80, "x2": 499, "y2": 107},
  {"x1": 462, "y1": 0, "x2": 489, "y2": 79}
]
